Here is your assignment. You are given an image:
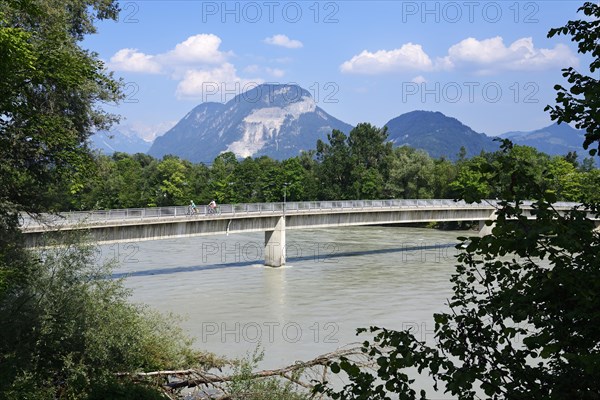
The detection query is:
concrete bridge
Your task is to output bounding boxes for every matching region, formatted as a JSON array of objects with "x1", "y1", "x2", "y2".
[{"x1": 21, "y1": 199, "x2": 578, "y2": 267}]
